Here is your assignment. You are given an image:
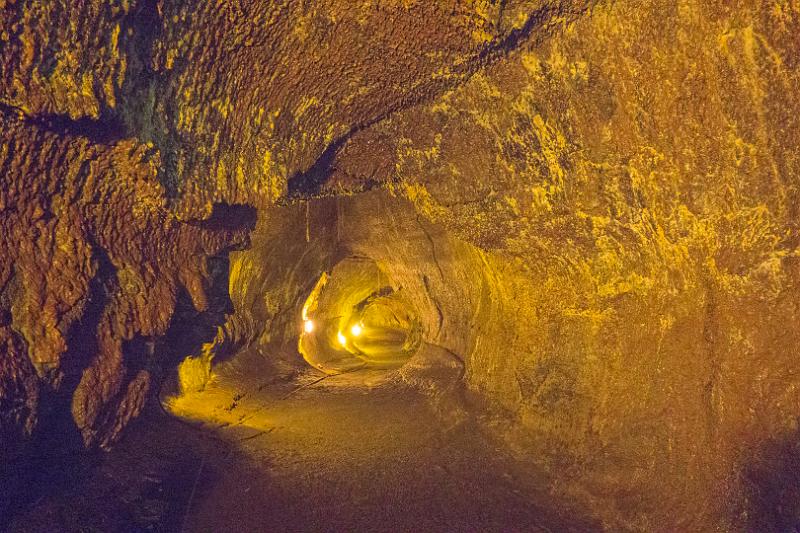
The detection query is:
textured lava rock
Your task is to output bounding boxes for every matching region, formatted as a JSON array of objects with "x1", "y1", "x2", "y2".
[
  {"x1": 1, "y1": 0, "x2": 585, "y2": 450},
  {"x1": 321, "y1": 1, "x2": 800, "y2": 529},
  {"x1": 0, "y1": 315, "x2": 38, "y2": 464},
  {"x1": 2, "y1": 0, "x2": 594, "y2": 216},
  {"x1": 0, "y1": 111, "x2": 251, "y2": 447},
  {"x1": 2, "y1": 0, "x2": 800, "y2": 530}
]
